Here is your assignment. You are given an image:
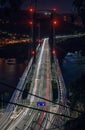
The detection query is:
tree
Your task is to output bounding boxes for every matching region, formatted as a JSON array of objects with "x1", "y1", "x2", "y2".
[
  {"x1": 73, "y1": 0, "x2": 85, "y2": 27},
  {"x1": 73, "y1": 0, "x2": 84, "y2": 12}
]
